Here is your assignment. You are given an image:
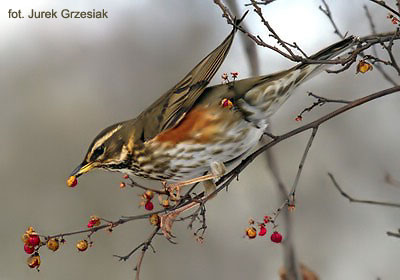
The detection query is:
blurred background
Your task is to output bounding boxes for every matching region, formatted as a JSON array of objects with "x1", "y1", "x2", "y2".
[{"x1": 1, "y1": 0, "x2": 400, "y2": 279}]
